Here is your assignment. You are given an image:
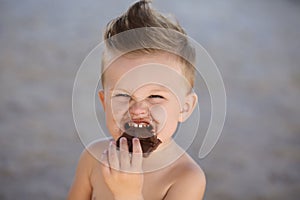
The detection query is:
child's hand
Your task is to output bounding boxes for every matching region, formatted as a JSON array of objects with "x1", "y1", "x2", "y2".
[{"x1": 101, "y1": 137, "x2": 144, "y2": 200}]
